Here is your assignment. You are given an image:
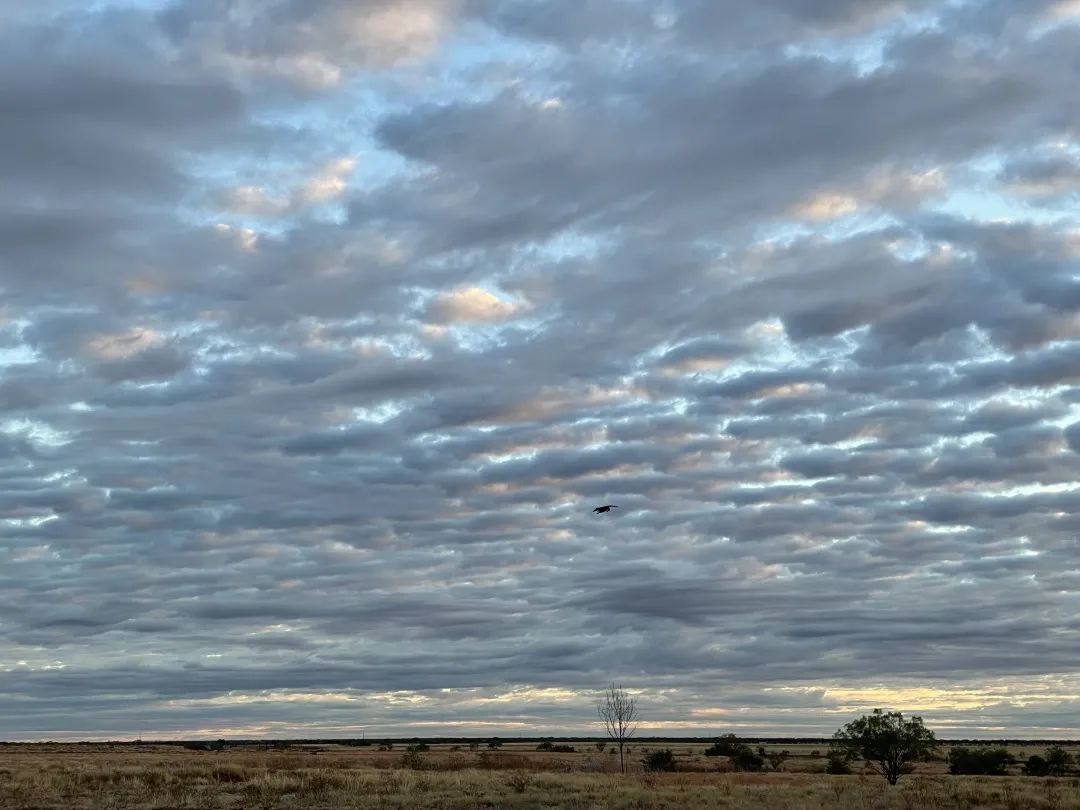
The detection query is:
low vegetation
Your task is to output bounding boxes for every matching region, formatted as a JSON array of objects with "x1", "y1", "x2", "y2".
[
  {"x1": 3, "y1": 740, "x2": 1080, "y2": 809},
  {"x1": 949, "y1": 747, "x2": 1015, "y2": 775}
]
